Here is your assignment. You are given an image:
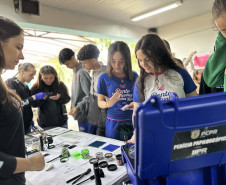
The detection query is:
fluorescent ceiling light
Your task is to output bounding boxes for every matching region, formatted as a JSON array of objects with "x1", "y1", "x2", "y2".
[{"x1": 131, "y1": 0, "x2": 183, "y2": 21}]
